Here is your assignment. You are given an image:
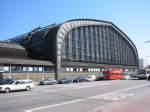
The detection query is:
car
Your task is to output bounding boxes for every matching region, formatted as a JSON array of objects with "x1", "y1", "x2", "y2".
[
  {"x1": 148, "y1": 75, "x2": 150, "y2": 80},
  {"x1": 0, "y1": 79, "x2": 35, "y2": 93},
  {"x1": 122, "y1": 74, "x2": 130, "y2": 80},
  {"x1": 95, "y1": 74, "x2": 107, "y2": 81},
  {"x1": 73, "y1": 76, "x2": 91, "y2": 83},
  {"x1": 129, "y1": 74, "x2": 138, "y2": 80},
  {"x1": 57, "y1": 77, "x2": 73, "y2": 84},
  {"x1": 122, "y1": 74, "x2": 138, "y2": 80},
  {"x1": 136, "y1": 69, "x2": 150, "y2": 80},
  {"x1": 87, "y1": 75, "x2": 96, "y2": 81},
  {"x1": 39, "y1": 79, "x2": 58, "y2": 85}
]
